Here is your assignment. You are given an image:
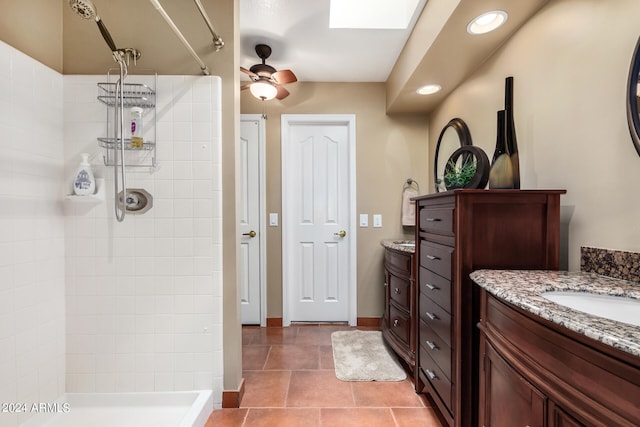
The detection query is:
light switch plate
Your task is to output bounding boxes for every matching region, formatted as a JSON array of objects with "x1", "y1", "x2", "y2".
[
  {"x1": 269, "y1": 213, "x2": 278, "y2": 226},
  {"x1": 359, "y1": 214, "x2": 368, "y2": 227},
  {"x1": 373, "y1": 214, "x2": 382, "y2": 228}
]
